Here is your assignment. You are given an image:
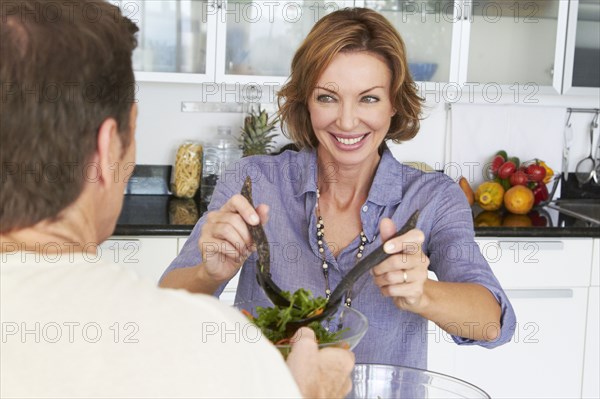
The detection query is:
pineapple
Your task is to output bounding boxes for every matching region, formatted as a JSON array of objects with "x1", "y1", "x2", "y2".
[{"x1": 239, "y1": 106, "x2": 279, "y2": 157}]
